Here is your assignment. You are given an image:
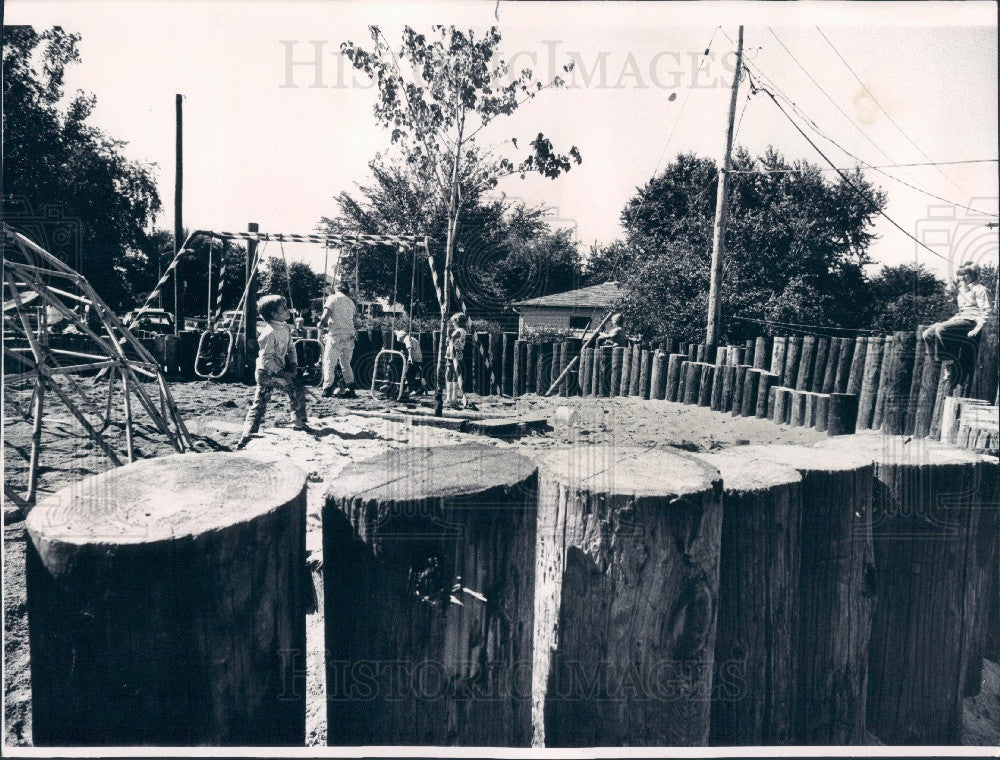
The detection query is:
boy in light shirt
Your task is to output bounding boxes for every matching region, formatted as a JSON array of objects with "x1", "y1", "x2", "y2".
[{"x1": 236, "y1": 295, "x2": 308, "y2": 449}]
